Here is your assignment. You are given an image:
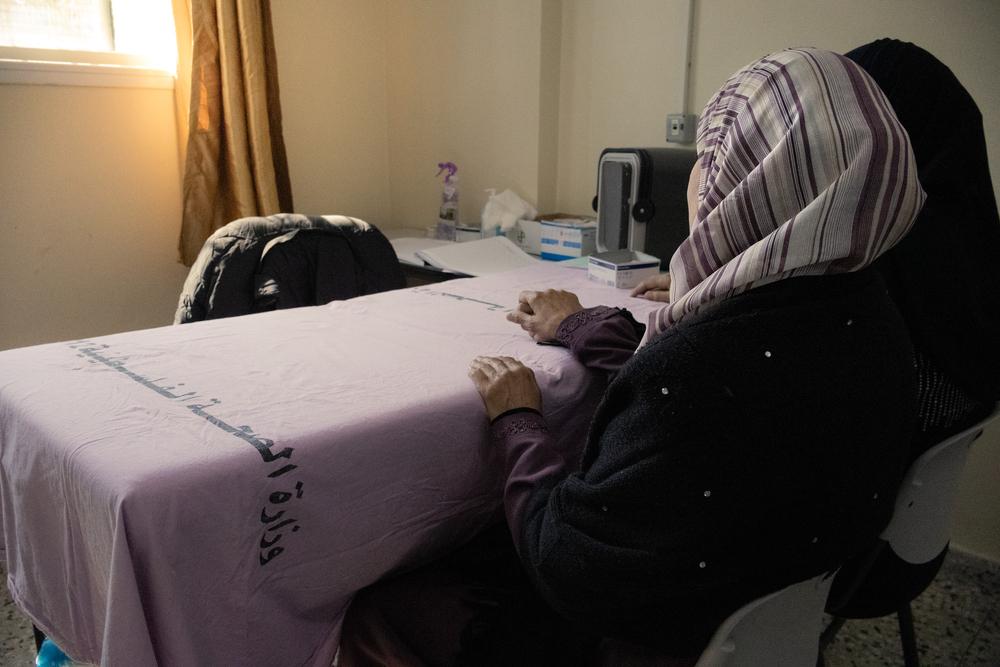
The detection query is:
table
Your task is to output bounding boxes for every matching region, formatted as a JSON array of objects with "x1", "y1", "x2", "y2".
[
  {"x1": 398, "y1": 260, "x2": 463, "y2": 286},
  {"x1": 0, "y1": 264, "x2": 663, "y2": 666}
]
